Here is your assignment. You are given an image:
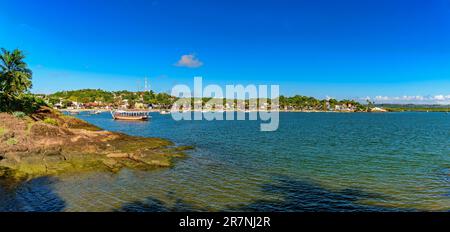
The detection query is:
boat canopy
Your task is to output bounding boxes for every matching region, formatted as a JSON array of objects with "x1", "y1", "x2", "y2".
[{"x1": 114, "y1": 111, "x2": 150, "y2": 116}]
